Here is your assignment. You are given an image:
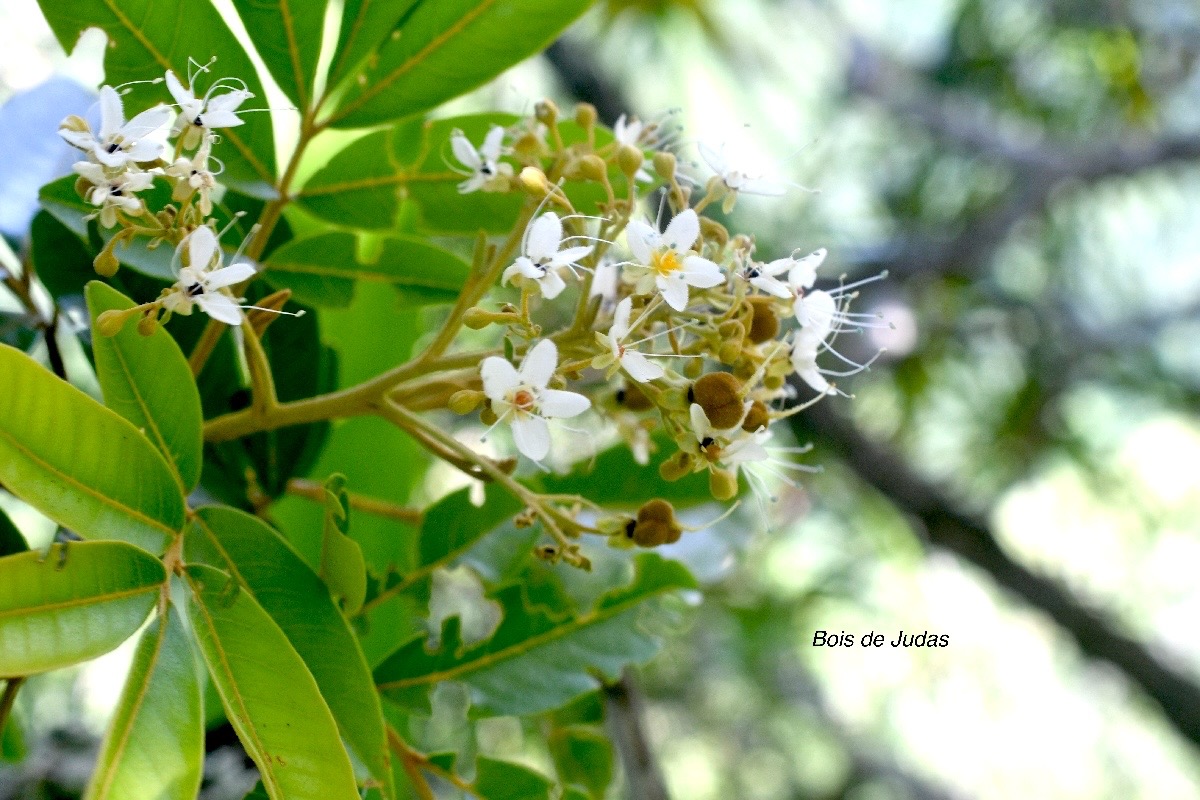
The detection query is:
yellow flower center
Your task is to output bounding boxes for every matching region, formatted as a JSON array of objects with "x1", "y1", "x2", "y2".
[{"x1": 650, "y1": 248, "x2": 681, "y2": 277}]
